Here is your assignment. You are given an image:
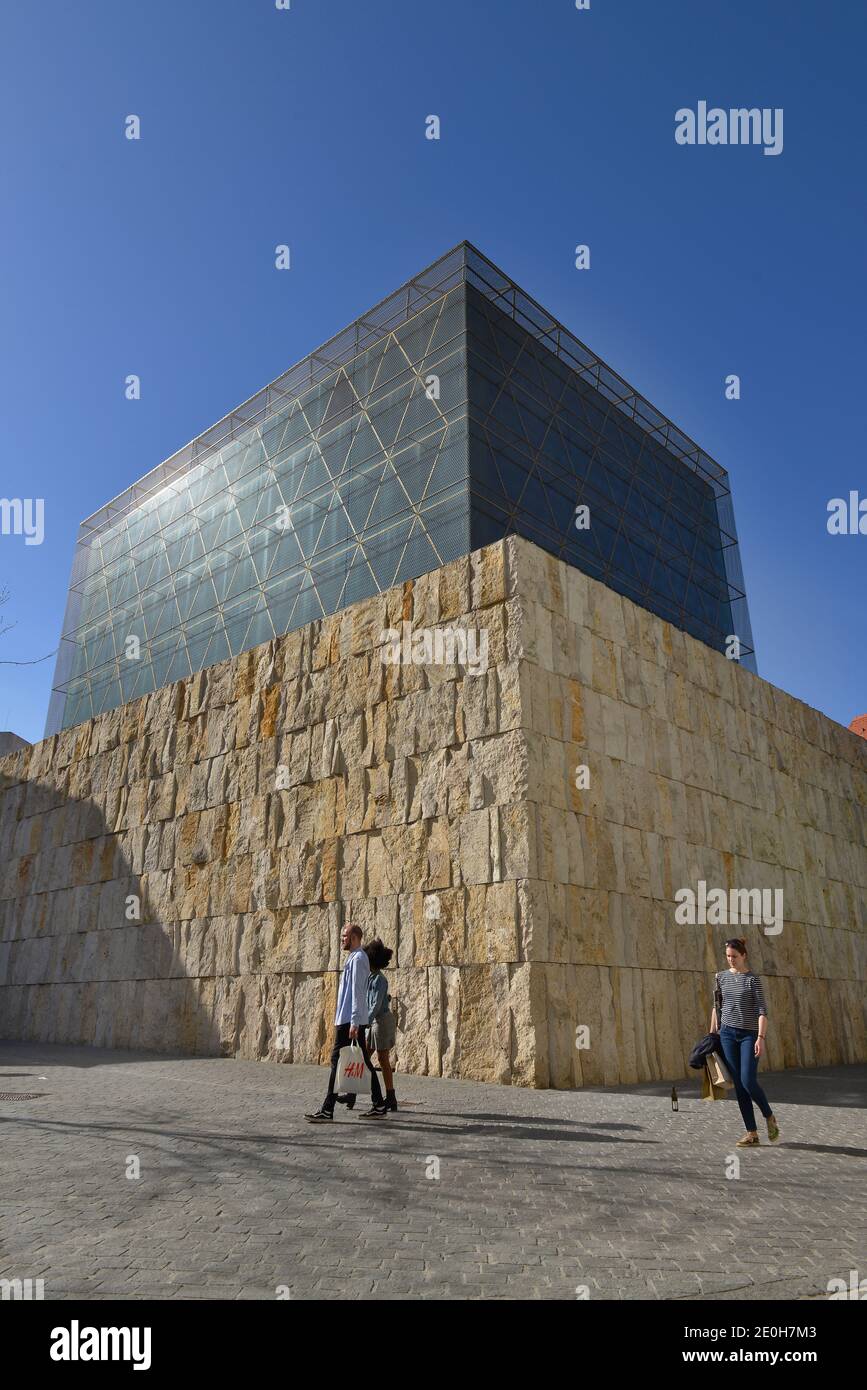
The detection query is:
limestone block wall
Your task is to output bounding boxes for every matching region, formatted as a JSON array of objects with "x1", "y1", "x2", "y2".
[
  {"x1": 0, "y1": 543, "x2": 541, "y2": 1083},
  {"x1": 511, "y1": 538, "x2": 867, "y2": 1084},
  {"x1": 1, "y1": 535, "x2": 865, "y2": 1086}
]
